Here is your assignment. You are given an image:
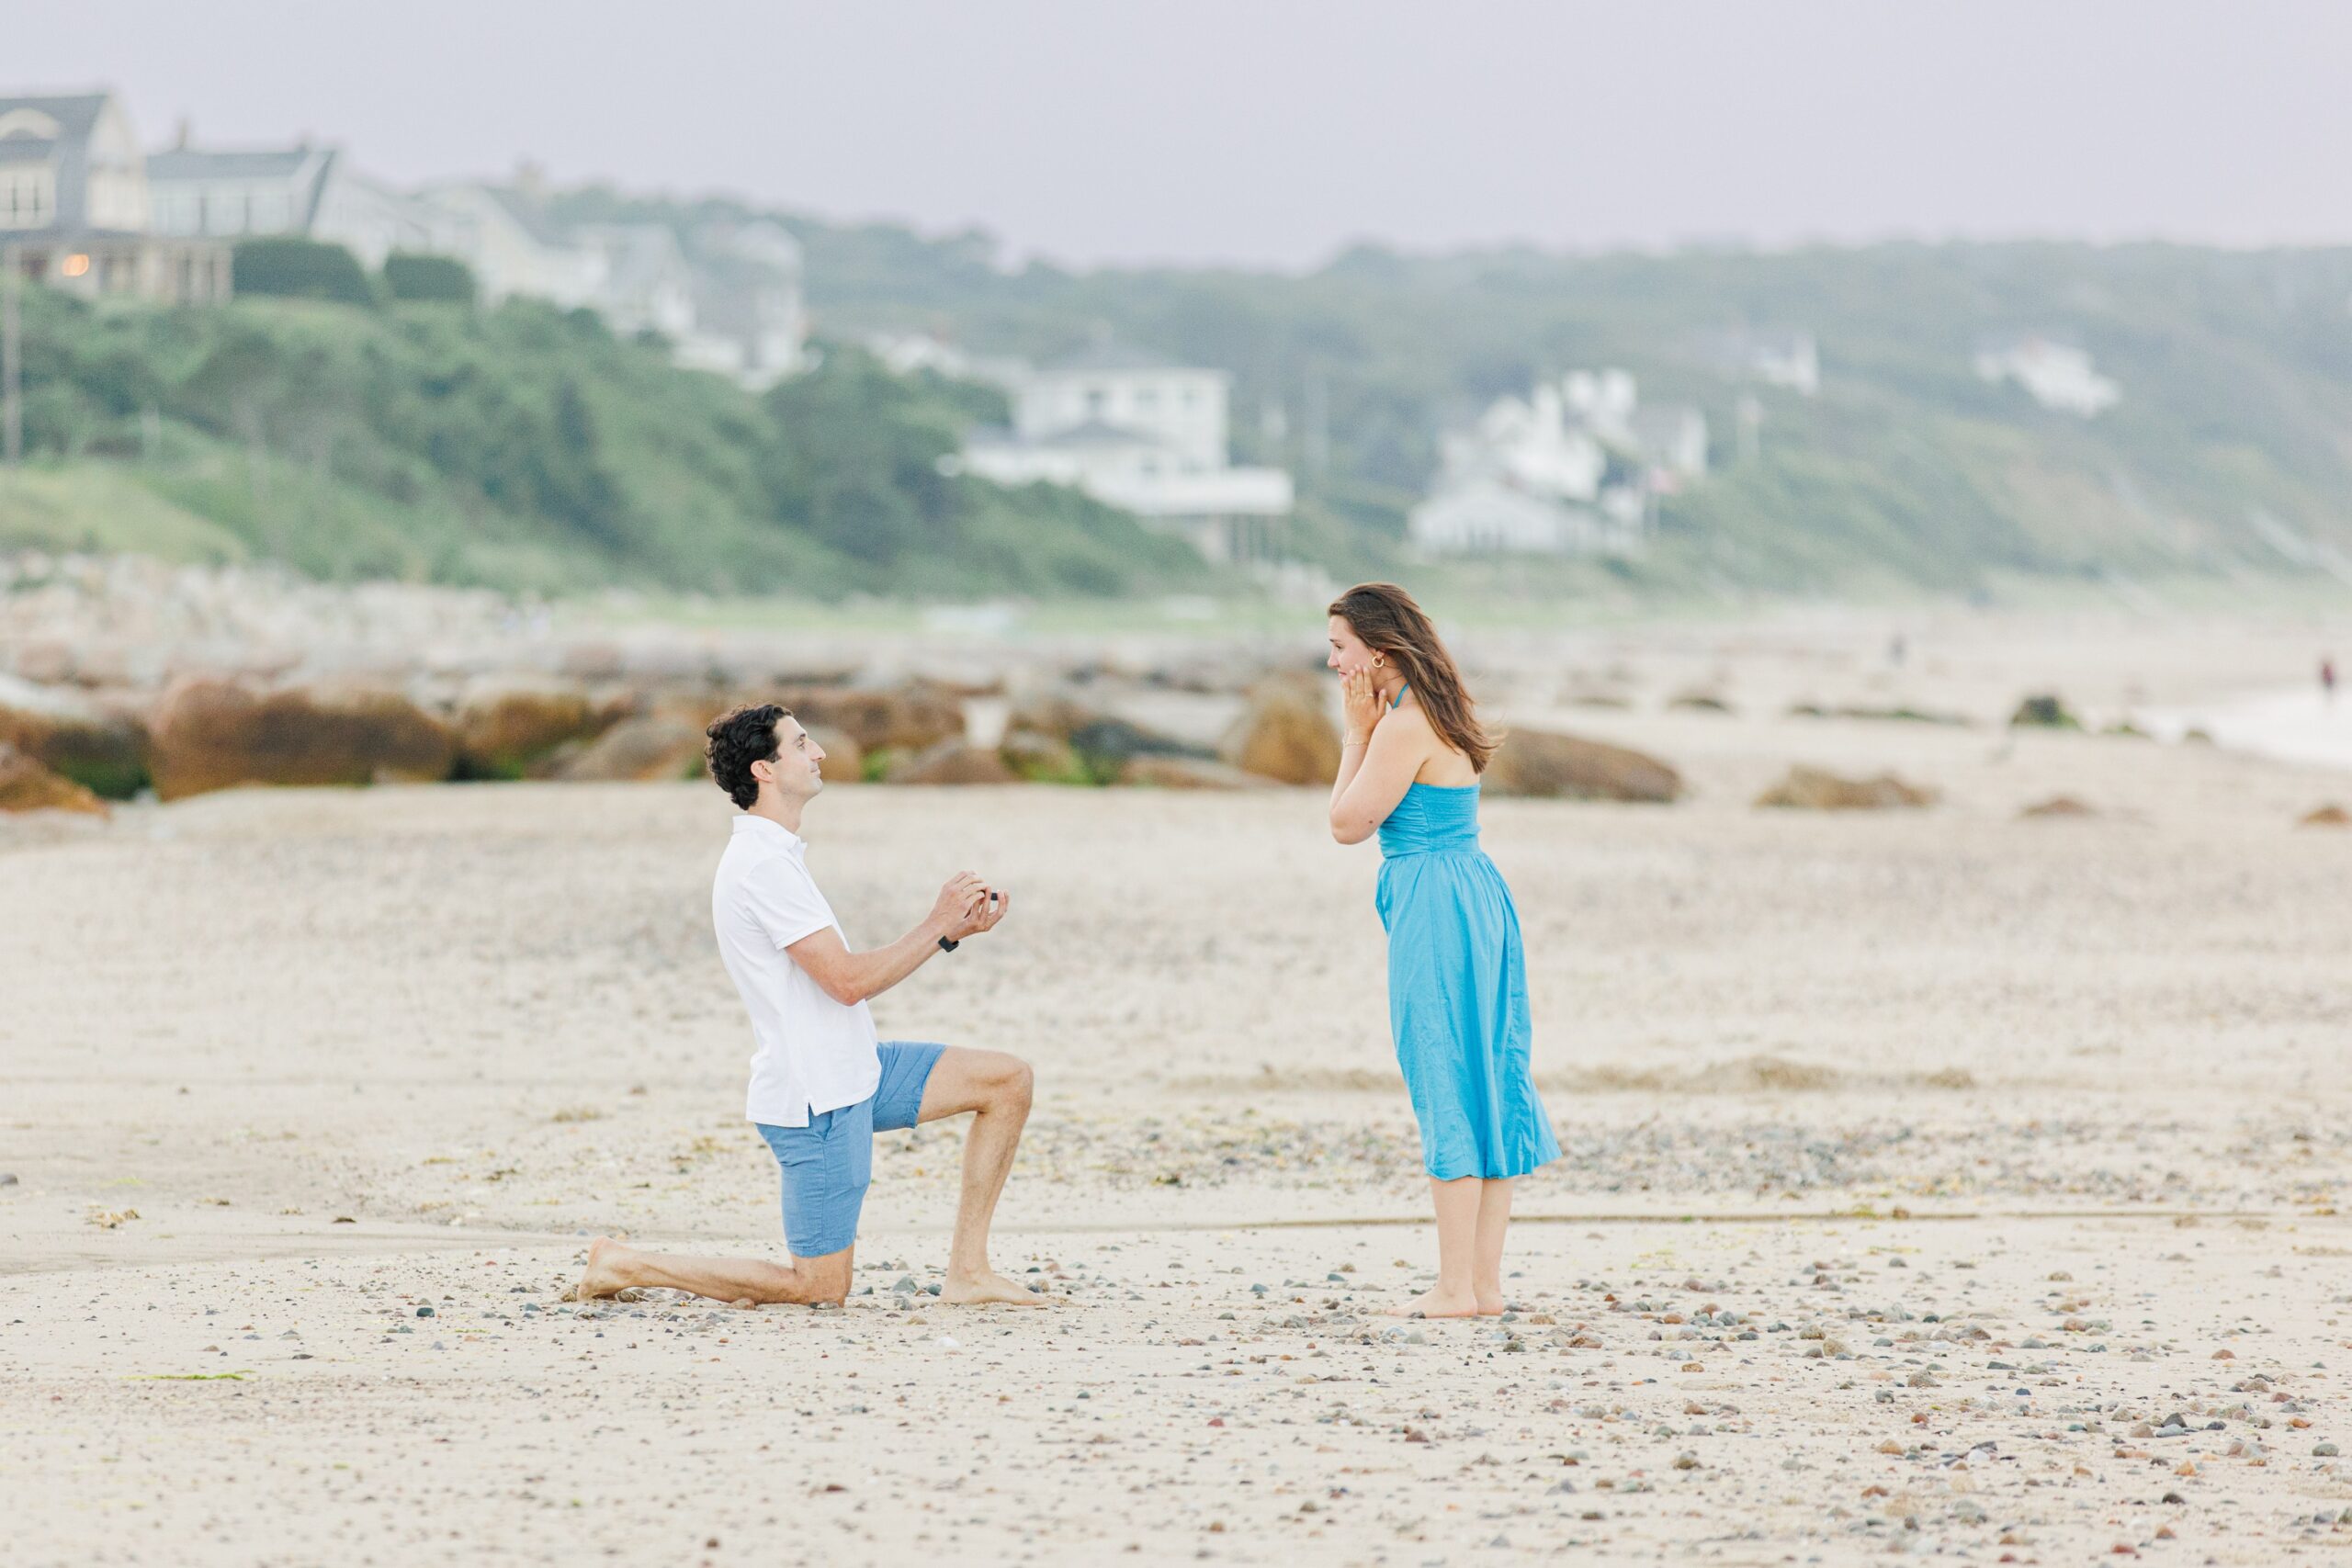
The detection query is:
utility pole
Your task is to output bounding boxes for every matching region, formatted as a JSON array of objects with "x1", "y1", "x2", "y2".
[{"x1": 3, "y1": 244, "x2": 21, "y2": 467}]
